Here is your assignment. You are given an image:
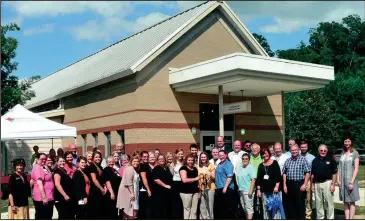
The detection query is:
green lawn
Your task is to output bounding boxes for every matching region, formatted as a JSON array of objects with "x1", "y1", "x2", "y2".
[
  {"x1": 0, "y1": 198, "x2": 34, "y2": 213},
  {"x1": 358, "y1": 165, "x2": 365, "y2": 181}
]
